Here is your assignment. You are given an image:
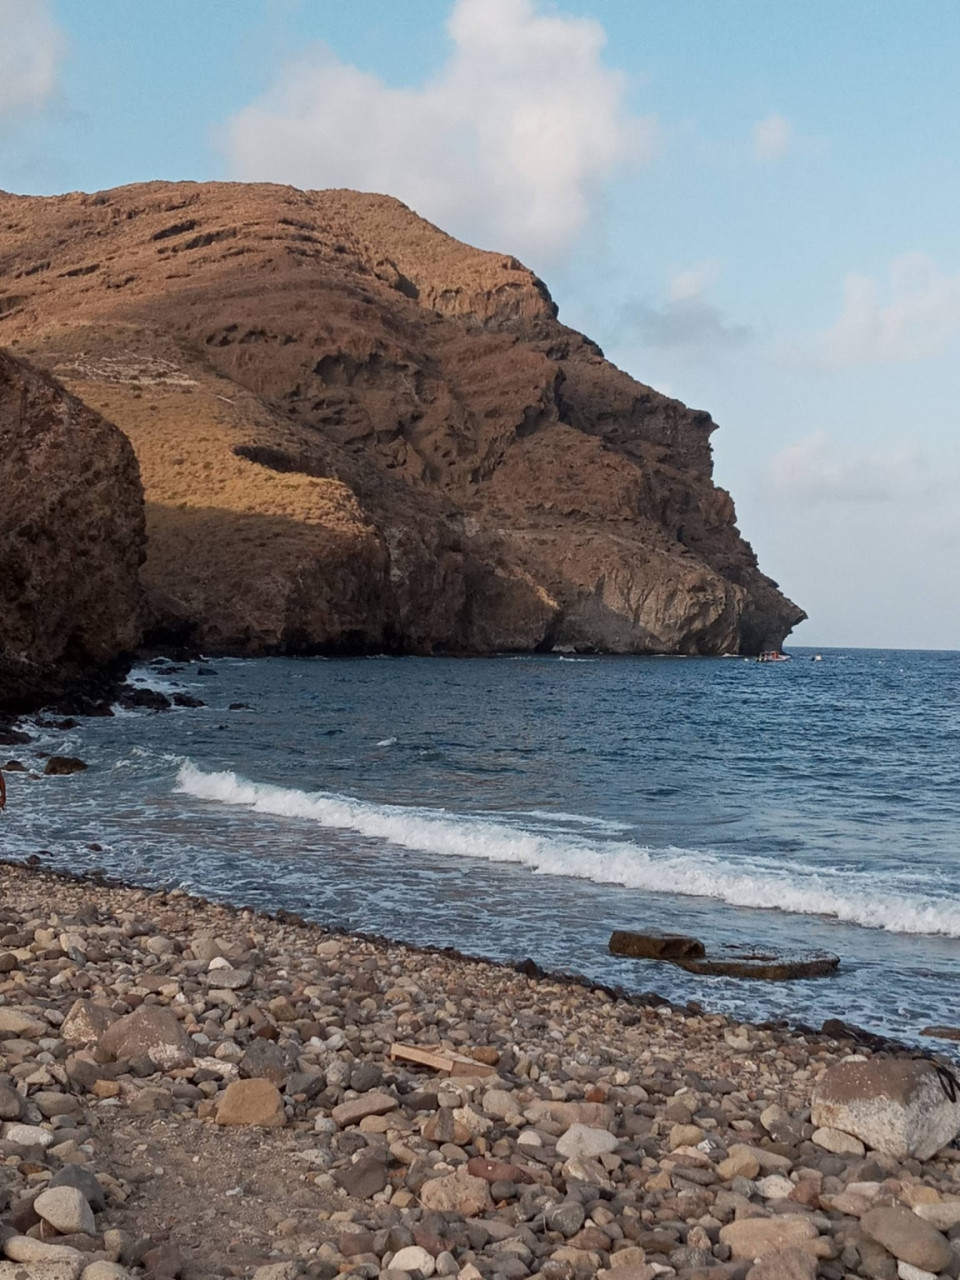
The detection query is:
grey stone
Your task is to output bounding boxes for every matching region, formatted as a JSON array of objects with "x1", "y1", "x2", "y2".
[
  {"x1": 545, "y1": 1200, "x2": 586, "y2": 1237},
  {"x1": 335, "y1": 1155, "x2": 388, "y2": 1198},
  {"x1": 34, "y1": 1185, "x2": 97, "y2": 1236},
  {"x1": 239, "y1": 1038, "x2": 293, "y2": 1086},
  {"x1": 349, "y1": 1062, "x2": 382, "y2": 1093},
  {"x1": 0, "y1": 1081, "x2": 23, "y2": 1120},
  {"x1": 2, "y1": 1122, "x2": 54, "y2": 1149},
  {"x1": 555, "y1": 1123, "x2": 618, "y2": 1160},
  {"x1": 332, "y1": 1091, "x2": 398, "y2": 1127}
]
